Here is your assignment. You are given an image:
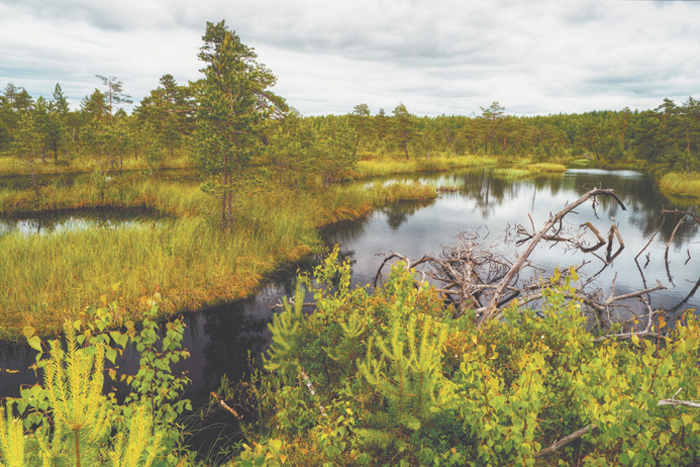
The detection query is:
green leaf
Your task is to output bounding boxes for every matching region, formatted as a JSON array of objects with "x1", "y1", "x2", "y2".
[
  {"x1": 106, "y1": 348, "x2": 117, "y2": 365},
  {"x1": 28, "y1": 336, "x2": 42, "y2": 351},
  {"x1": 22, "y1": 325, "x2": 35, "y2": 341}
]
